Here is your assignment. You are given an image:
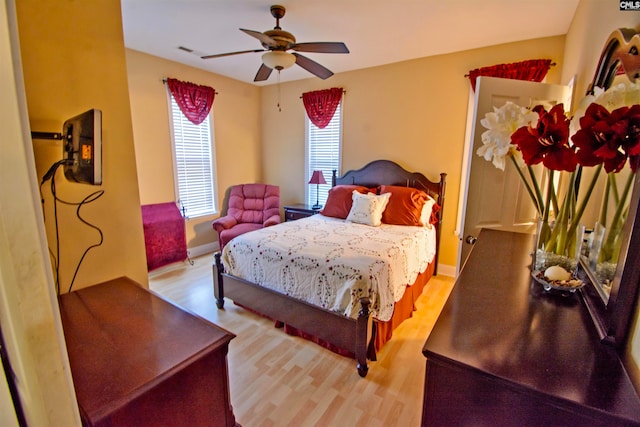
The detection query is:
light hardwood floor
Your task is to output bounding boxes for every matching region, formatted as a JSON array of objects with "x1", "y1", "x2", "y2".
[{"x1": 149, "y1": 254, "x2": 455, "y2": 427}]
